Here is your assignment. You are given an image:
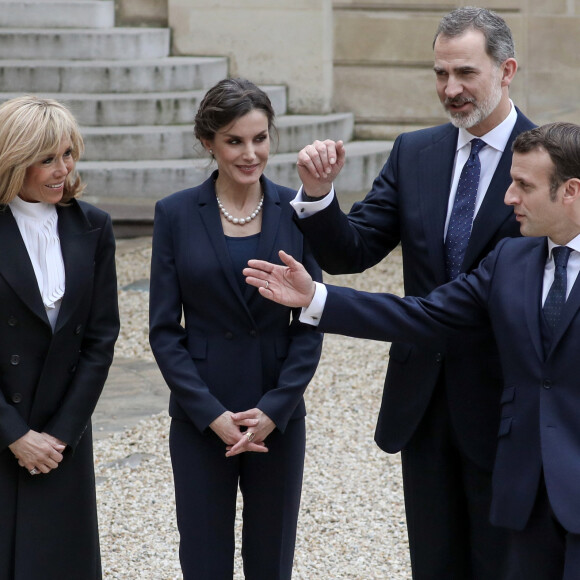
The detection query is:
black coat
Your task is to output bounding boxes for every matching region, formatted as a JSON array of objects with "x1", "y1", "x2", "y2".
[{"x1": 0, "y1": 199, "x2": 120, "y2": 580}]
